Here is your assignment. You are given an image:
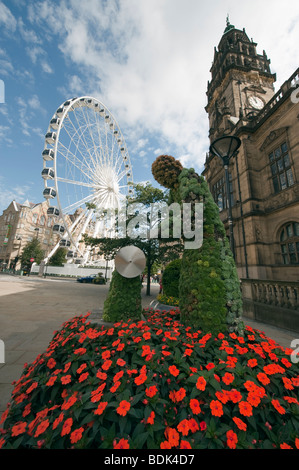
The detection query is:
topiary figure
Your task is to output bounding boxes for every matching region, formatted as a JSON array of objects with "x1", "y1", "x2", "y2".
[
  {"x1": 152, "y1": 155, "x2": 244, "y2": 336},
  {"x1": 103, "y1": 270, "x2": 142, "y2": 323},
  {"x1": 162, "y1": 259, "x2": 182, "y2": 298}
]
